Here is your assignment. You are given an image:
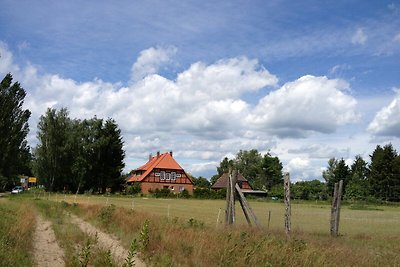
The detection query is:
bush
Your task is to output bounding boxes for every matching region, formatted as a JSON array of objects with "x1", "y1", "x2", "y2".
[
  {"x1": 98, "y1": 204, "x2": 115, "y2": 224},
  {"x1": 180, "y1": 189, "x2": 191, "y2": 198},
  {"x1": 192, "y1": 188, "x2": 227, "y2": 199},
  {"x1": 126, "y1": 182, "x2": 141, "y2": 195},
  {"x1": 150, "y1": 188, "x2": 174, "y2": 198}
]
